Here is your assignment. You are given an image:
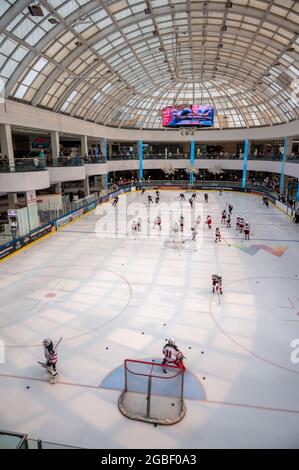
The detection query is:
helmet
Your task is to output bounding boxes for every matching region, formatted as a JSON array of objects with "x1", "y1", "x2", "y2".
[
  {"x1": 42, "y1": 338, "x2": 52, "y2": 347},
  {"x1": 168, "y1": 338, "x2": 175, "y2": 345}
]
